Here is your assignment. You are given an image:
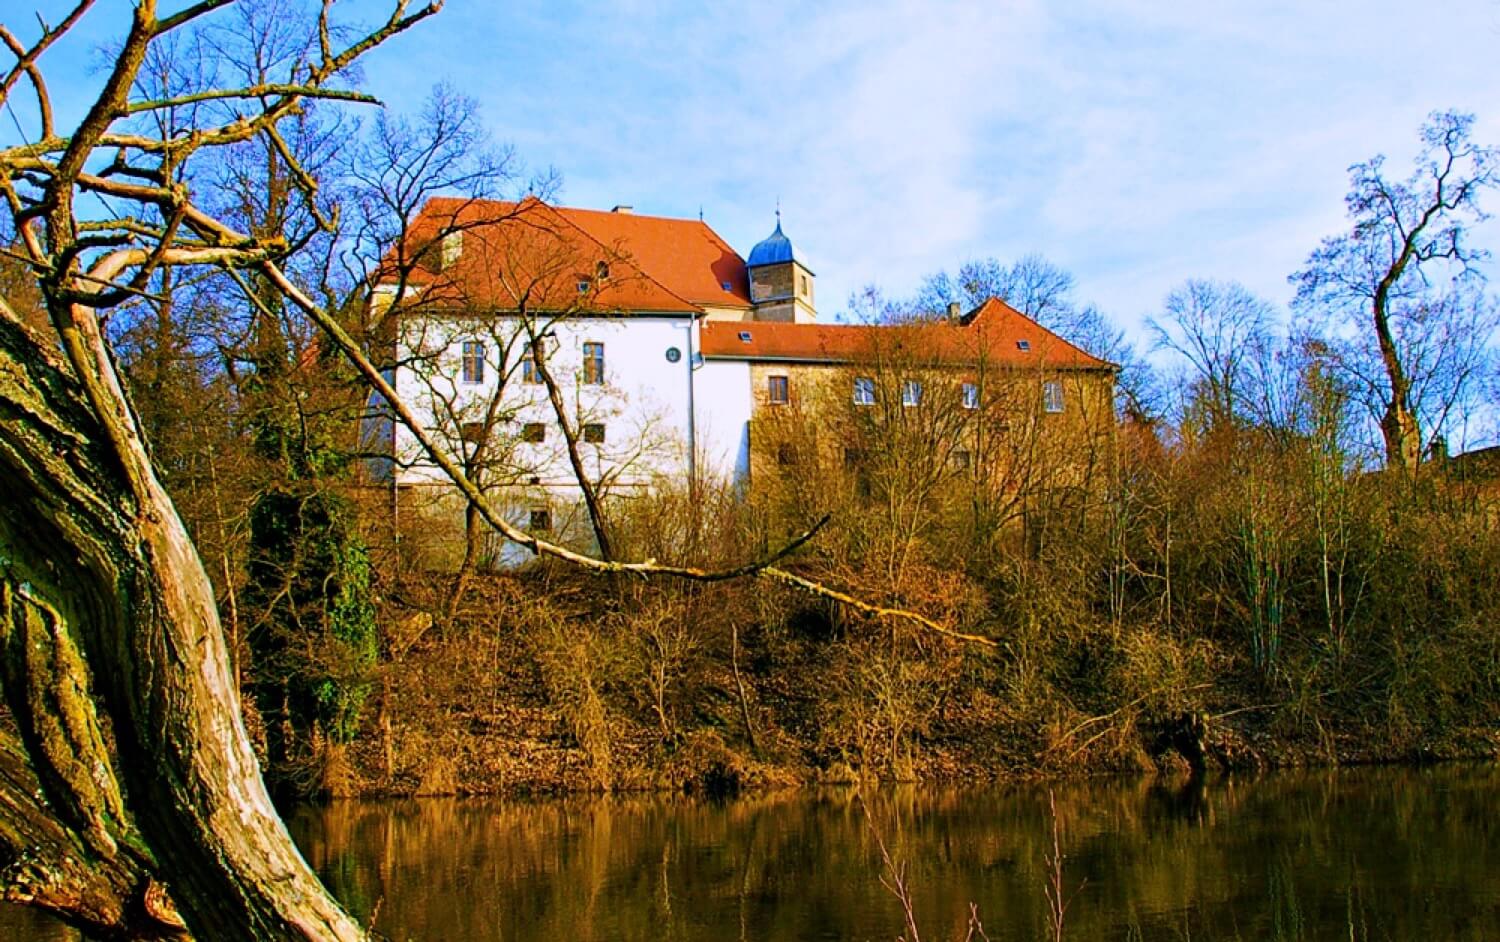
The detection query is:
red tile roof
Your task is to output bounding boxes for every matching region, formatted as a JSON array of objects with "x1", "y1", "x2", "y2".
[
  {"x1": 380, "y1": 197, "x2": 749, "y2": 315},
  {"x1": 557, "y1": 204, "x2": 751, "y2": 309},
  {"x1": 700, "y1": 298, "x2": 1114, "y2": 371}
]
